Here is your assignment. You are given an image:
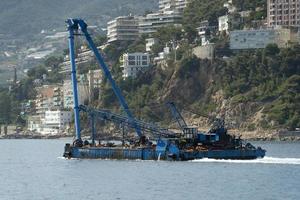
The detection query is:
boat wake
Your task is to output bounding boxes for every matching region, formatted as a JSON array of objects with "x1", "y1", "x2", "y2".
[
  {"x1": 57, "y1": 156, "x2": 79, "y2": 160},
  {"x1": 191, "y1": 157, "x2": 300, "y2": 165},
  {"x1": 58, "y1": 156, "x2": 300, "y2": 165}
]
